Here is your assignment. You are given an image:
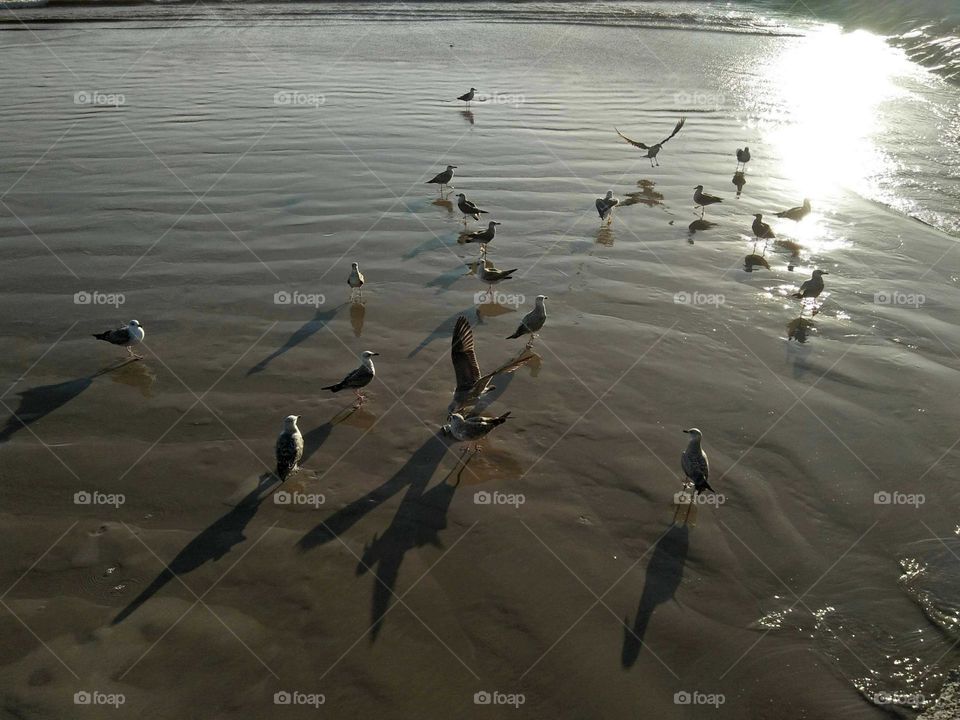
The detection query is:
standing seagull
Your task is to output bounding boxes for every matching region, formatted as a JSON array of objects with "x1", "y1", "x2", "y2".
[
  {"x1": 736, "y1": 146, "x2": 751, "y2": 171},
  {"x1": 93, "y1": 320, "x2": 145, "y2": 360},
  {"x1": 426, "y1": 165, "x2": 457, "y2": 194},
  {"x1": 676, "y1": 427, "x2": 713, "y2": 523},
  {"x1": 477, "y1": 257, "x2": 517, "y2": 291},
  {"x1": 596, "y1": 190, "x2": 620, "y2": 224},
  {"x1": 793, "y1": 269, "x2": 828, "y2": 317},
  {"x1": 465, "y1": 220, "x2": 500, "y2": 255},
  {"x1": 752, "y1": 213, "x2": 776, "y2": 240},
  {"x1": 348, "y1": 262, "x2": 365, "y2": 300},
  {"x1": 775, "y1": 198, "x2": 812, "y2": 221},
  {"x1": 322, "y1": 350, "x2": 379, "y2": 406},
  {"x1": 693, "y1": 185, "x2": 722, "y2": 218},
  {"x1": 444, "y1": 411, "x2": 511, "y2": 453},
  {"x1": 615, "y1": 117, "x2": 686, "y2": 167},
  {"x1": 506, "y1": 295, "x2": 548, "y2": 347},
  {"x1": 449, "y1": 315, "x2": 529, "y2": 412},
  {"x1": 457, "y1": 88, "x2": 477, "y2": 106},
  {"x1": 456, "y1": 193, "x2": 488, "y2": 224},
  {"x1": 275, "y1": 414, "x2": 304, "y2": 483}
]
